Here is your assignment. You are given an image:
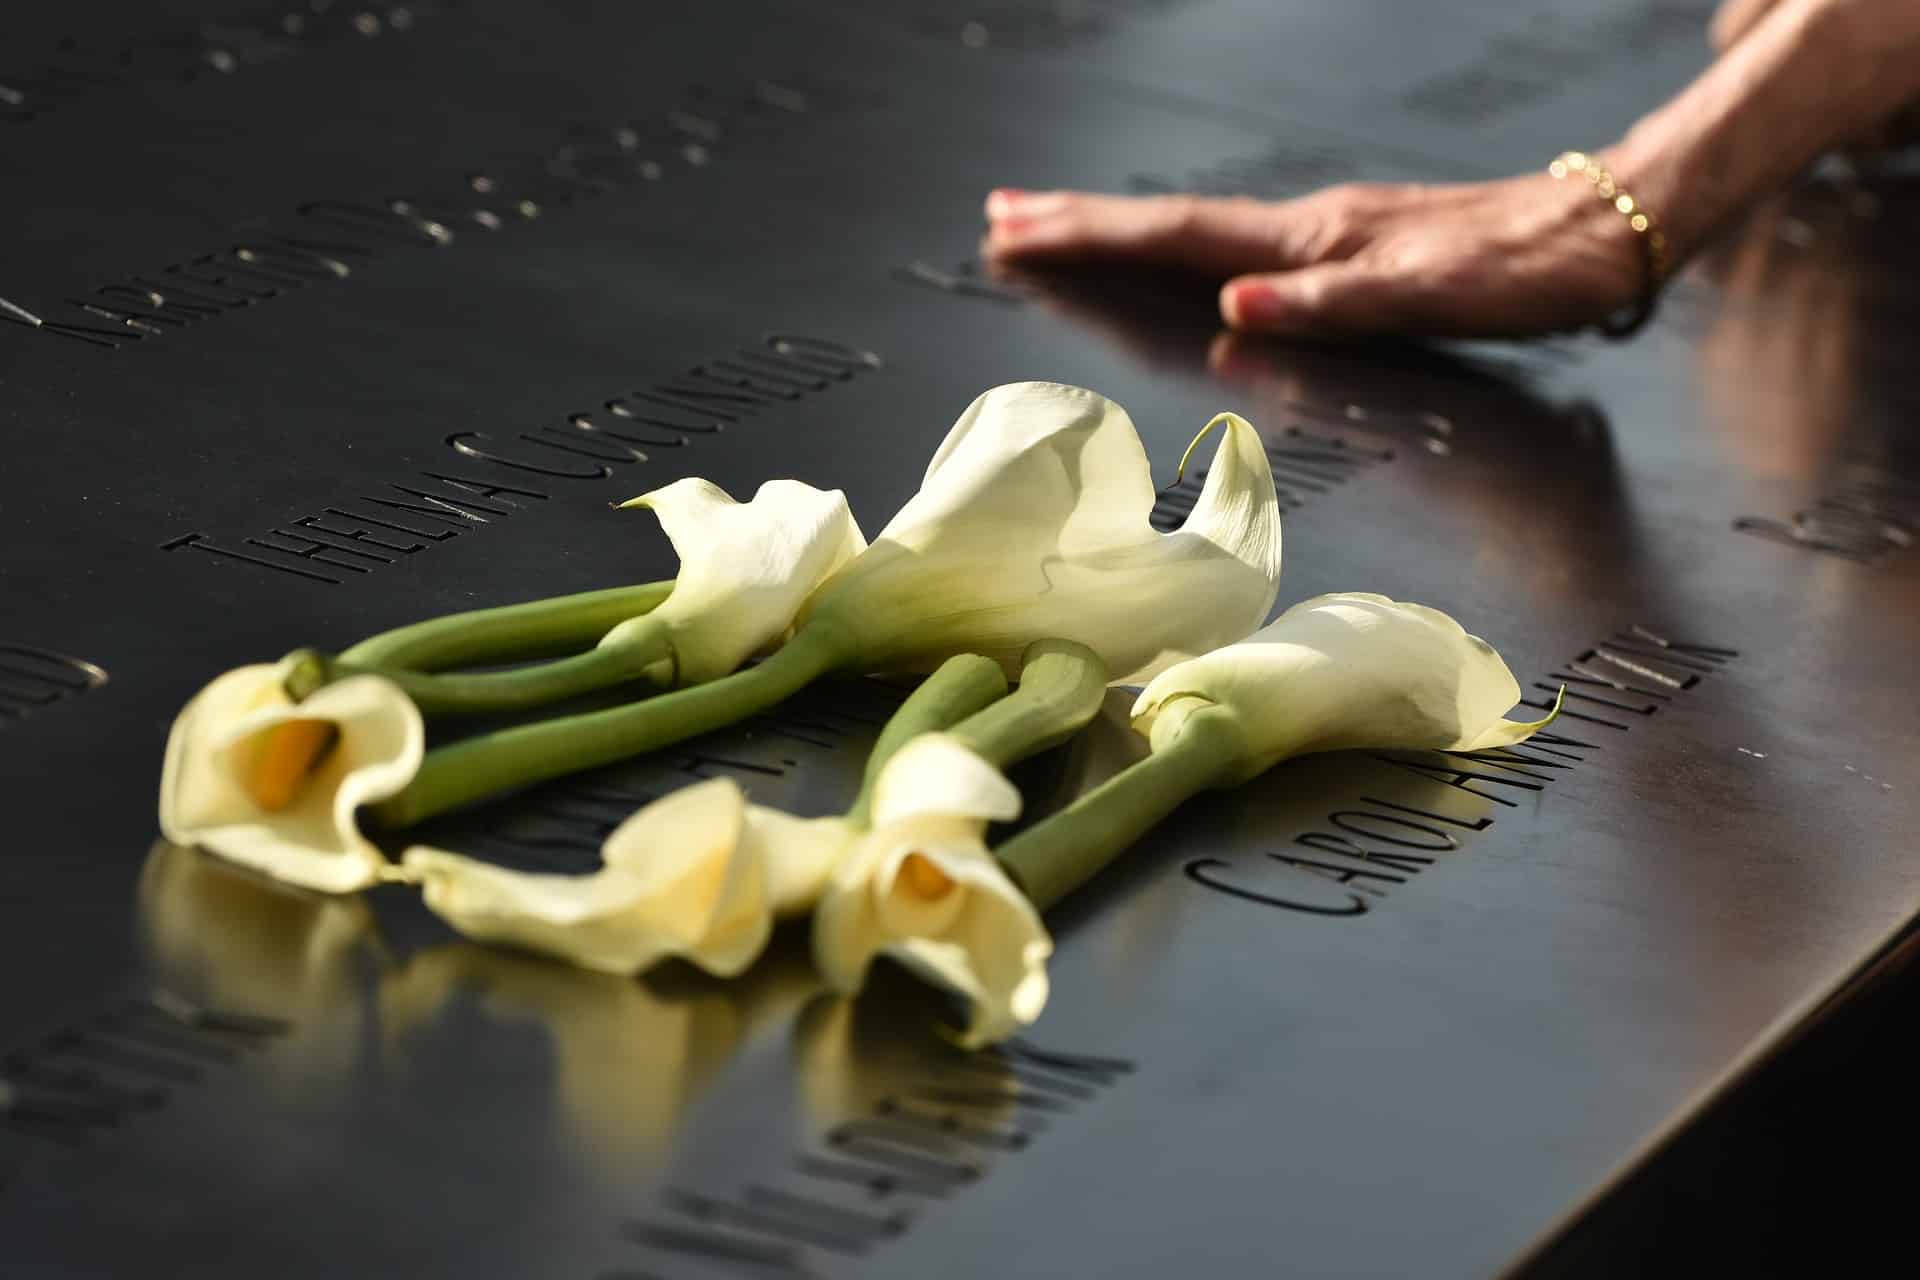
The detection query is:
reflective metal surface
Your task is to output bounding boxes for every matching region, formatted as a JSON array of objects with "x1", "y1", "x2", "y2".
[{"x1": 3, "y1": 2, "x2": 1917, "y2": 1275}]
